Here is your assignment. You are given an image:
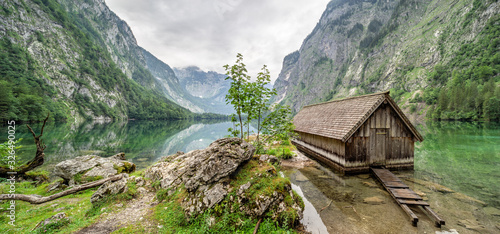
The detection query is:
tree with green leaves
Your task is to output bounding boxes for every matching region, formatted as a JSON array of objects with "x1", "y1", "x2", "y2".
[
  {"x1": 246, "y1": 65, "x2": 276, "y2": 144},
  {"x1": 261, "y1": 104, "x2": 296, "y2": 143},
  {"x1": 224, "y1": 54, "x2": 296, "y2": 145},
  {"x1": 224, "y1": 53, "x2": 251, "y2": 139}
]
